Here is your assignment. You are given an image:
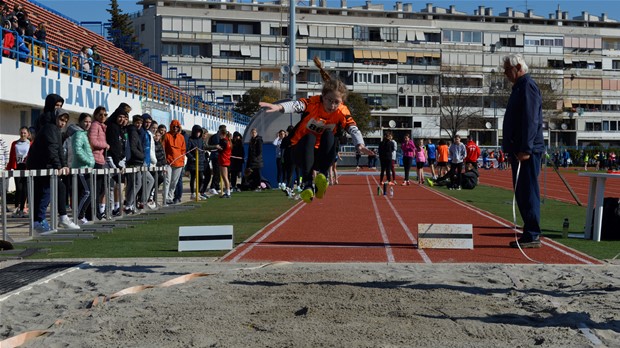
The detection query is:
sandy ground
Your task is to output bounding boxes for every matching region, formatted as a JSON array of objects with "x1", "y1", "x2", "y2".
[{"x1": 0, "y1": 259, "x2": 619, "y2": 348}]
